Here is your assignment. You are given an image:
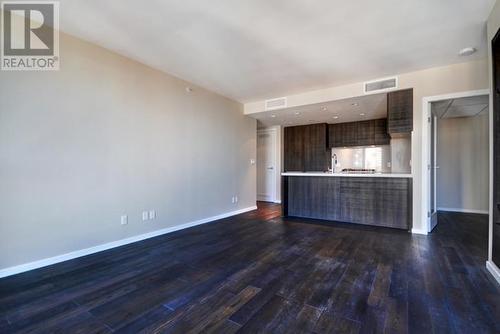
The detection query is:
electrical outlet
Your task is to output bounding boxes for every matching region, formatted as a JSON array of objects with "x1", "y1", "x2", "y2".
[
  {"x1": 149, "y1": 210, "x2": 156, "y2": 220},
  {"x1": 121, "y1": 215, "x2": 128, "y2": 225},
  {"x1": 142, "y1": 211, "x2": 149, "y2": 221}
]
